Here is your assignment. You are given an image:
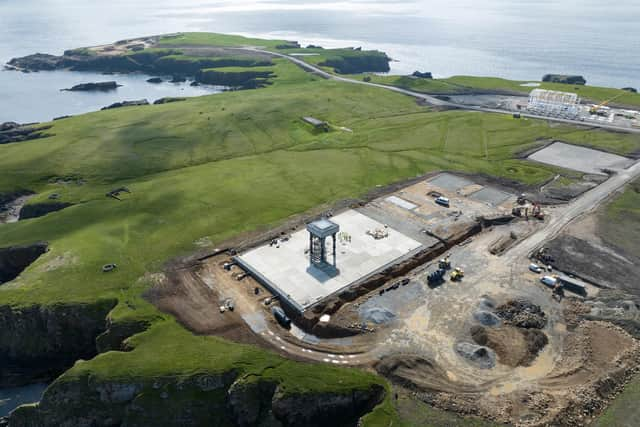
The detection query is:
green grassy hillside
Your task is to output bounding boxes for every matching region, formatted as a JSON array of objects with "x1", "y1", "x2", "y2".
[{"x1": 2, "y1": 34, "x2": 640, "y2": 425}]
